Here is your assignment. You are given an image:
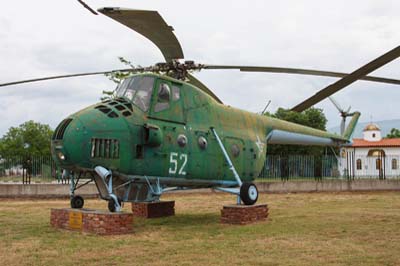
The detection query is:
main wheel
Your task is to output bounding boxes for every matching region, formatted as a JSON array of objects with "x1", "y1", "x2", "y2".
[
  {"x1": 240, "y1": 182, "x2": 258, "y2": 205},
  {"x1": 70, "y1": 195, "x2": 84, "y2": 209},
  {"x1": 107, "y1": 197, "x2": 122, "y2": 212}
]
